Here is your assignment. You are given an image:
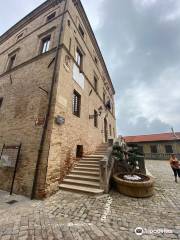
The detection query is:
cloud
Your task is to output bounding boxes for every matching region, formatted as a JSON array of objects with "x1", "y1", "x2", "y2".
[
  {"x1": 0, "y1": 0, "x2": 45, "y2": 35},
  {"x1": 1, "y1": 0, "x2": 180, "y2": 136},
  {"x1": 81, "y1": 0, "x2": 104, "y2": 30},
  {"x1": 91, "y1": 0, "x2": 180, "y2": 135}
]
